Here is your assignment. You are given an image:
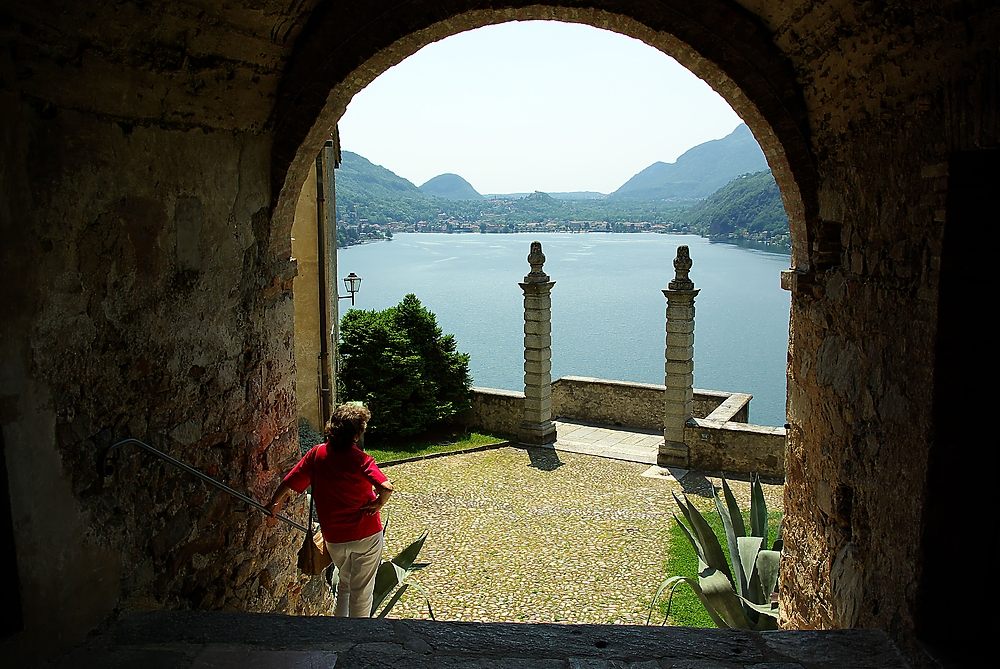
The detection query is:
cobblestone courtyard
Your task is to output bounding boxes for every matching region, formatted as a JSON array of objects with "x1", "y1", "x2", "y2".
[{"x1": 376, "y1": 445, "x2": 784, "y2": 625}]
